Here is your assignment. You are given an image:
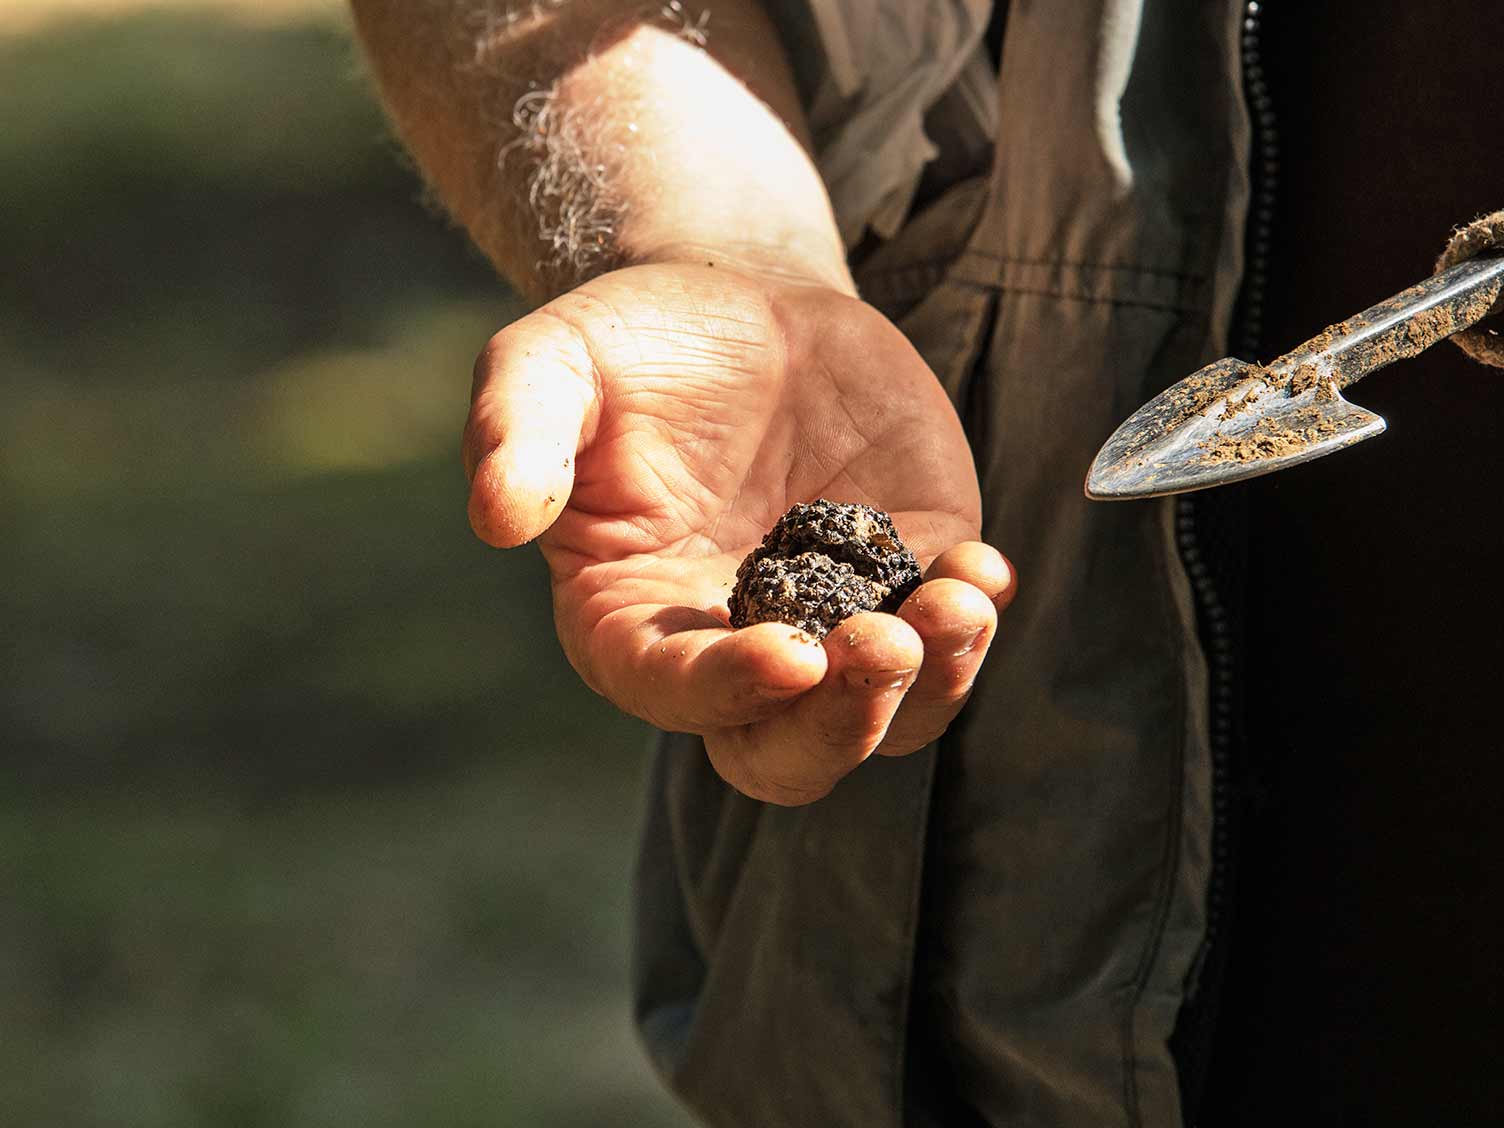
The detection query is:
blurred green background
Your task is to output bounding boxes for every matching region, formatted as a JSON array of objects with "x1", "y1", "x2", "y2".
[{"x1": 1, "y1": 4, "x2": 692, "y2": 1124}]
